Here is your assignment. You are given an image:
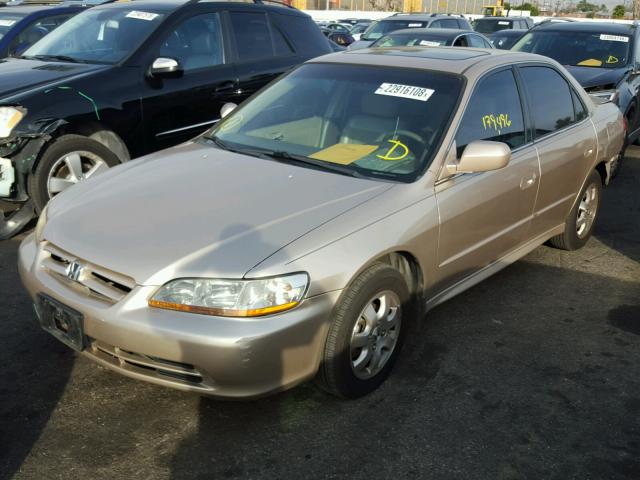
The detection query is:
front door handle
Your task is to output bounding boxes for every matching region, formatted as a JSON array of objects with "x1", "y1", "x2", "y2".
[
  {"x1": 584, "y1": 147, "x2": 594, "y2": 157},
  {"x1": 520, "y1": 172, "x2": 537, "y2": 190}
]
